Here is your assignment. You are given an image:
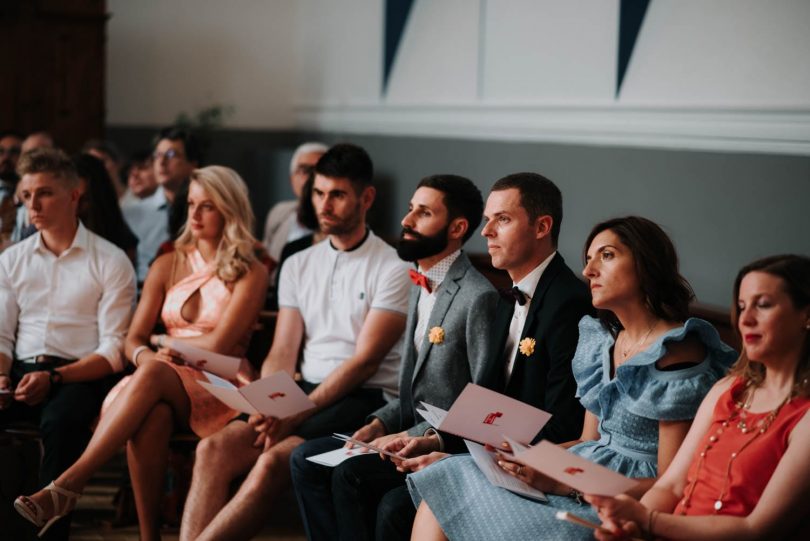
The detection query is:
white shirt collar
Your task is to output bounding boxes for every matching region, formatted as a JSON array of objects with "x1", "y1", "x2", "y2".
[
  {"x1": 33, "y1": 221, "x2": 88, "y2": 255},
  {"x1": 513, "y1": 251, "x2": 556, "y2": 302},
  {"x1": 417, "y1": 249, "x2": 461, "y2": 293}
]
